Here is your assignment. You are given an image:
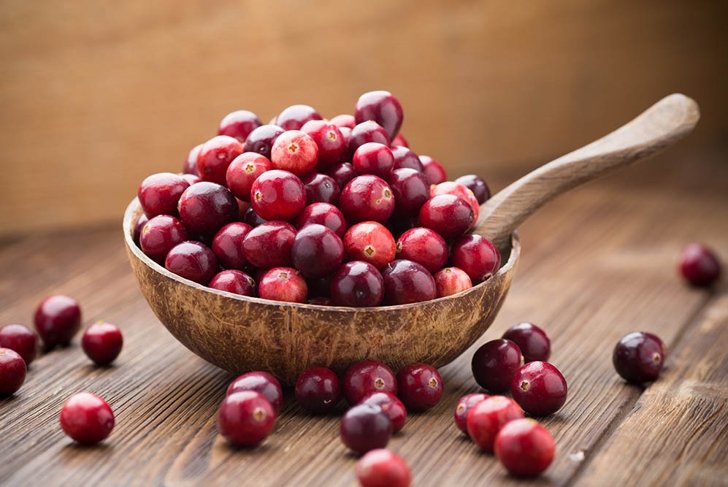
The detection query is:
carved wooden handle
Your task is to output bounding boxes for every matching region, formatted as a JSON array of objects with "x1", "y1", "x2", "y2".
[{"x1": 476, "y1": 93, "x2": 700, "y2": 247}]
